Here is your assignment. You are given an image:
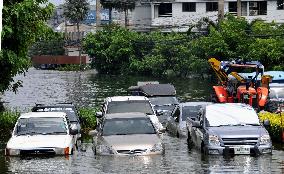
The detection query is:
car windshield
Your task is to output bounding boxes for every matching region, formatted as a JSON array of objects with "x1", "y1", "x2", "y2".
[
  {"x1": 33, "y1": 107, "x2": 78, "y2": 122},
  {"x1": 16, "y1": 117, "x2": 67, "y2": 135},
  {"x1": 107, "y1": 101, "x2": 154, "y2": 114},
  {"x1": 206, "y1": 107, "x2": 260, "y2": 127},
  {"x1": 149, "y1": 96, "x2": 178, "y2": 106},
  {"x1": 182, "y1": 105, "x2": 200, "y2": 121},
  {"x1": 103, "y1": 117, "x2": 156, "y2": 136},
  {"x1": 270, "y1": 88, "x2": 284, "y2": 99}
]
